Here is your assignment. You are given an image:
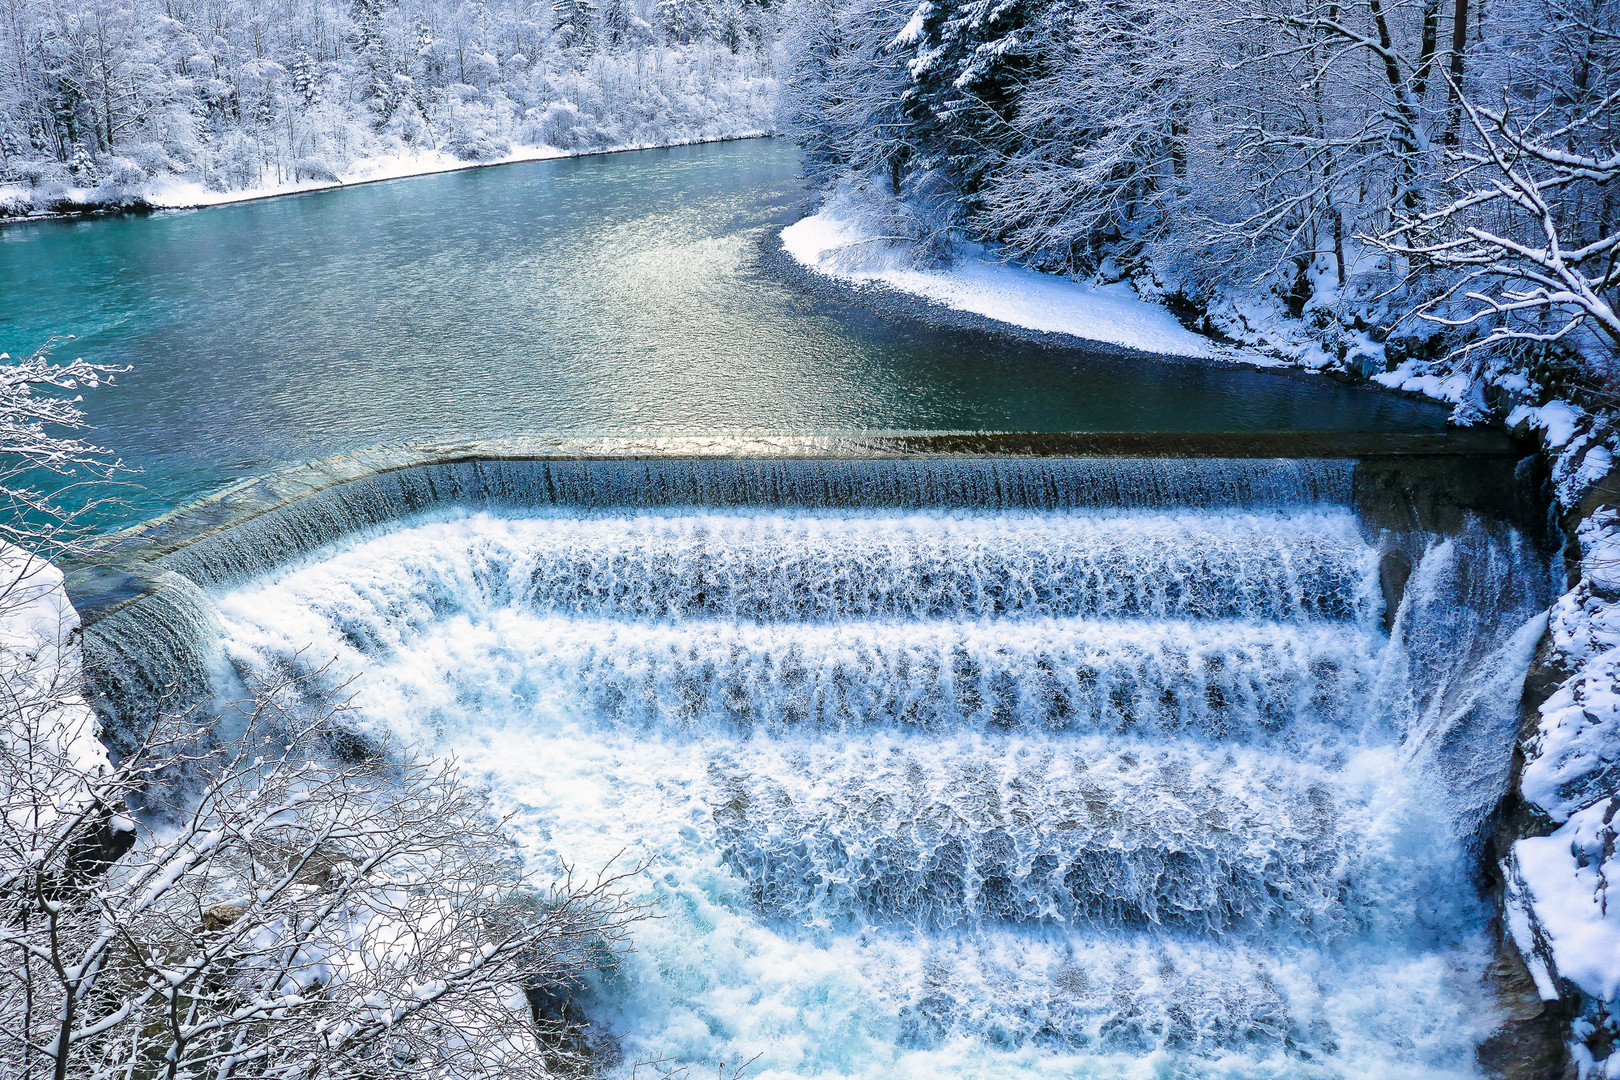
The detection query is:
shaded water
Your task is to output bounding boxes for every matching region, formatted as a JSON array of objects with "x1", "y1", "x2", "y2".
[{"x1": 0, "y1": 140, "x2": 1450, "y2": 522}]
